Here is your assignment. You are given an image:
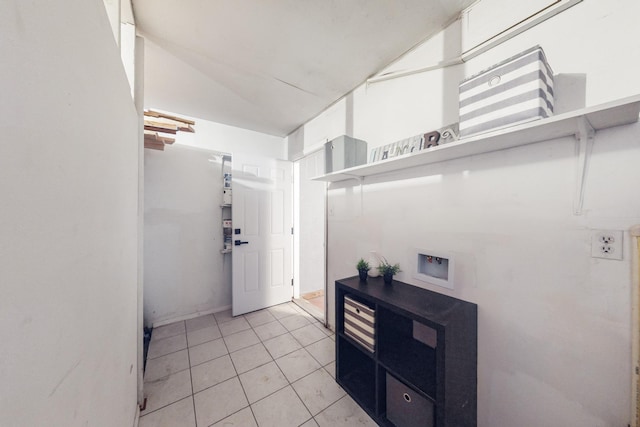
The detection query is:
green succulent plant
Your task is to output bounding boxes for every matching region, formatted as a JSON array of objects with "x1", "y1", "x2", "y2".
[
  {"x1": 377, "y1": 261, "x2": 401, "y2": 275},
  {"x1": 356, "y1": 258, "x2": 371, "y2": 271}
]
